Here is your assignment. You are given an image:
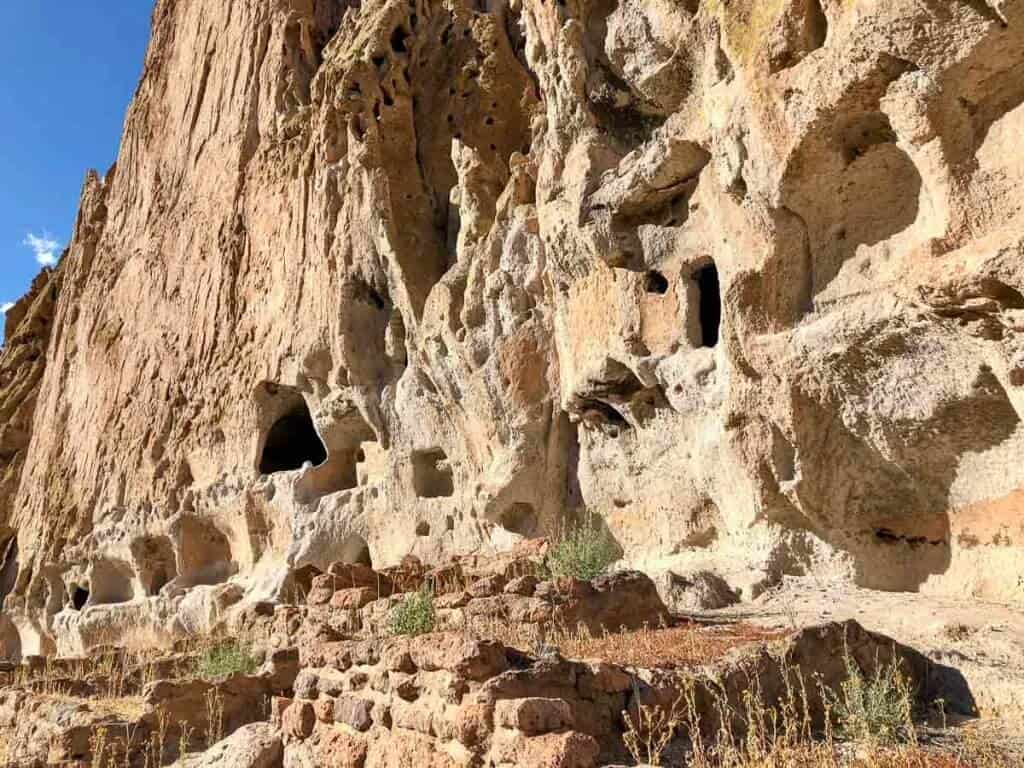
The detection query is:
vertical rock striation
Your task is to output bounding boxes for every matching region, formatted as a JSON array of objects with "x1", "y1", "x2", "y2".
[{"x1": 1, "y1": 0, "x2": 1023, "y2": 656}]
